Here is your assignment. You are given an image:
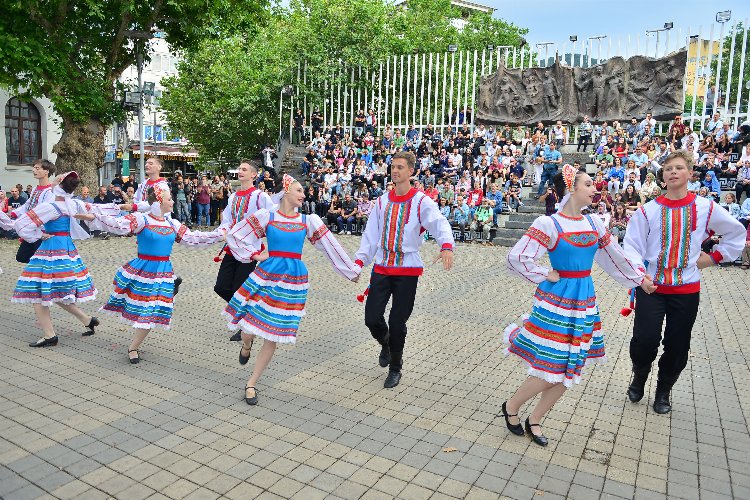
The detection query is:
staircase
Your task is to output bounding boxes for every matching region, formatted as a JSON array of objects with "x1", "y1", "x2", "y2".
[
  {"x1": 492, "y1": 194, "x2": 547, "y2": 247},
  {"x1": 280, "y1": 143, "x2": 308, "y2": 177}
]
